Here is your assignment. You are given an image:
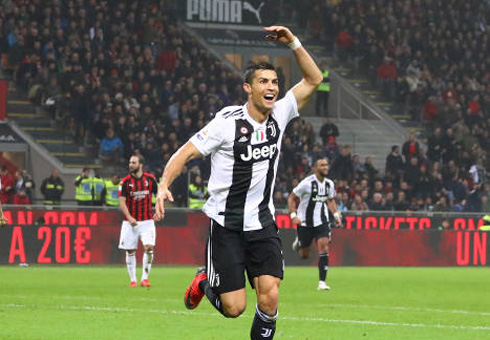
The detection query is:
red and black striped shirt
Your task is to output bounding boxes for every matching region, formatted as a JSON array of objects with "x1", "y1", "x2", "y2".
[{"x1": 119, "y1": 172, "x2": 158, "y2": 221}]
